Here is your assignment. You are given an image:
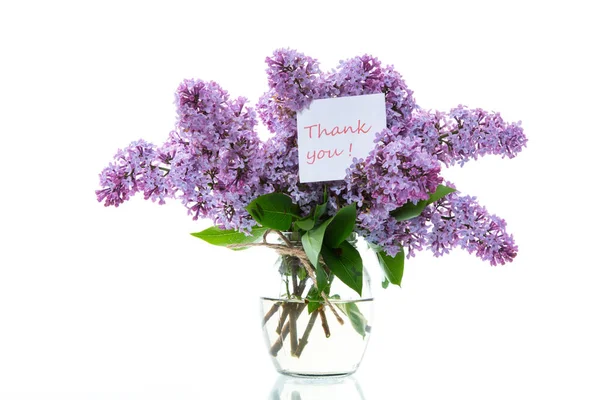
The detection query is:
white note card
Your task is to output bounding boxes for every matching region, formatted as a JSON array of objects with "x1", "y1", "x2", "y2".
[{"x1": 296, "y1": 93, "x2": 386, "y2": 183}]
